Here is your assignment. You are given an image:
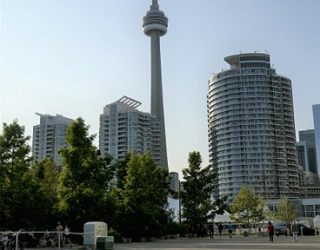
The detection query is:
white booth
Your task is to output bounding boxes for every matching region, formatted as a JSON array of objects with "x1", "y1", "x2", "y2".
[{"x1": 83, "y1": 221, "x2": 108, "y2": 247}]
